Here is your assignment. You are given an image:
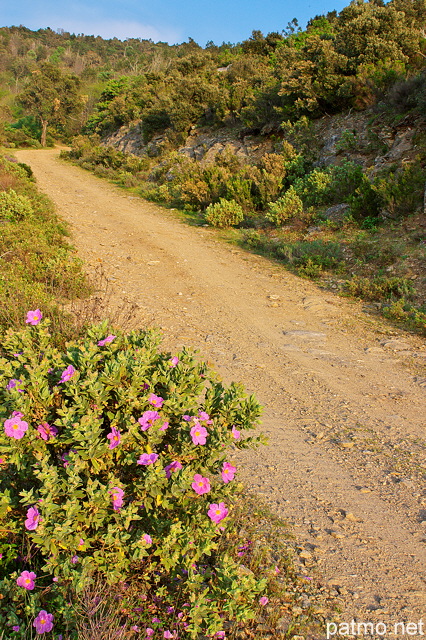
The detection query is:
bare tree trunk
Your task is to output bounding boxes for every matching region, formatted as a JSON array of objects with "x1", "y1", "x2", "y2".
[{"x1": 40, "y1": 119, "x2": 48, "y2": 147}]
